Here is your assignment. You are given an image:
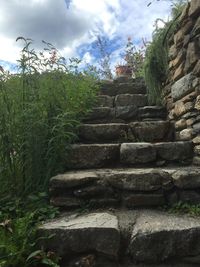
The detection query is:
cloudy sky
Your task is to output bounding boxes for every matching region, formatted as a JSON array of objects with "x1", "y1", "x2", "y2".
[{"x1": 0, "y1": 0, "x2": 173, "y2": 72}]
